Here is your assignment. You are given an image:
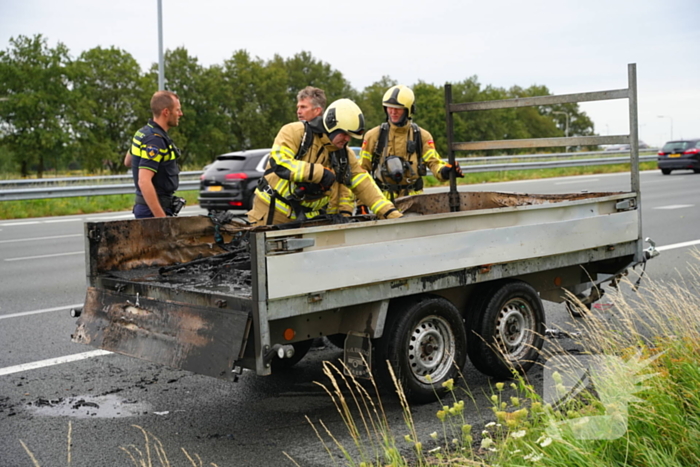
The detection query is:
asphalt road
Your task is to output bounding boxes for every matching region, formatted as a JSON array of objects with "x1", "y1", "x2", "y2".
[{"x1": 1, "y1": 170, "x2": 698, "y2": 467}]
